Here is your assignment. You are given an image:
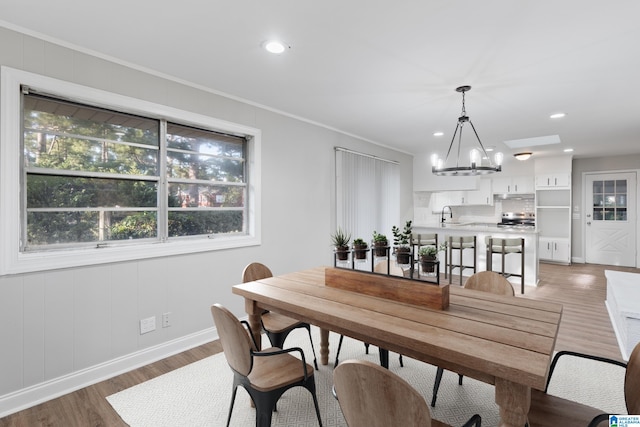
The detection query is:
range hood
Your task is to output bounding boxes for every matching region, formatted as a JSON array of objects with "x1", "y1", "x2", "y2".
[{"x1": 493, "y1": 193, "x2": 535, "y2": 201}]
